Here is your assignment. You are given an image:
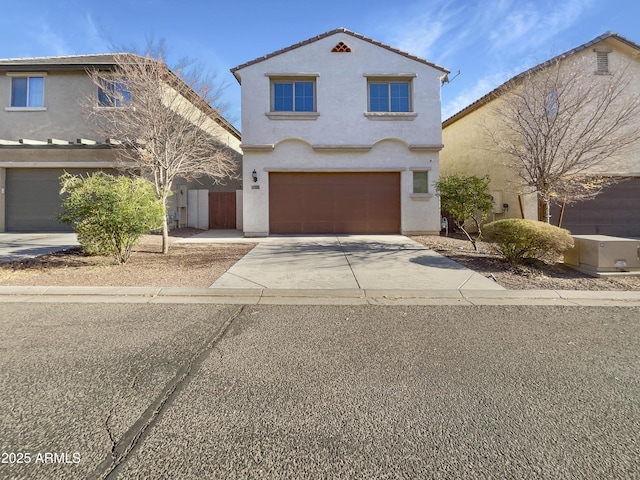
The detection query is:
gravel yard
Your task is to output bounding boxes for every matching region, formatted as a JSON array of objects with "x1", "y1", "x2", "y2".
[
  {"x1": 411, "y1": 234, "x2": 640, "y2": 291},
  {"x1": 1, "y1": 229, "x2": 638, "y2": 290}
]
